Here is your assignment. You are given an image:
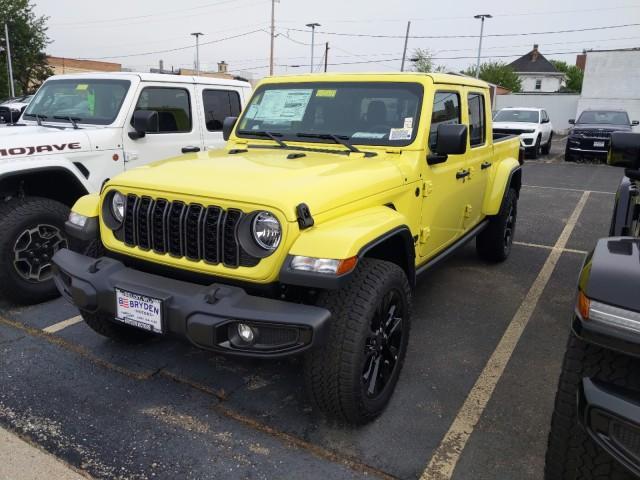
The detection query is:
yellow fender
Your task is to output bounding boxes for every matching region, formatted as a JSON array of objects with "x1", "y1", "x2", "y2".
[
  {"x1": 289, "y1": 206, "x2": 411, "y2": 260},
  {"x1": 482, "y1": 158, "x2": 521, "y2": 216},
  {"x1": 72, "y1": 193, "x2": 100, "y2": 218}
]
